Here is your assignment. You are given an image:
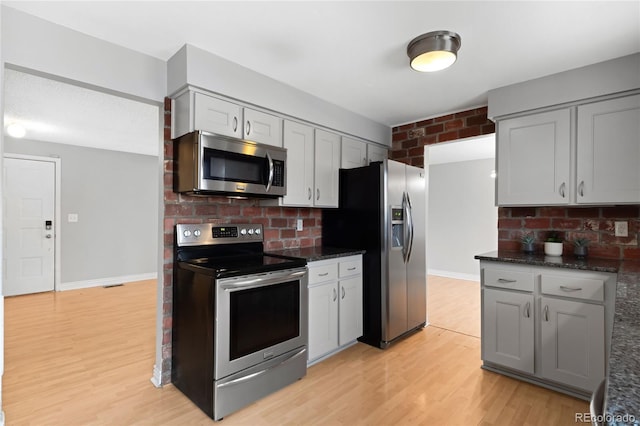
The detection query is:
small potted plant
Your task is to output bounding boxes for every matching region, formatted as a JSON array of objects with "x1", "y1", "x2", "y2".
[
  {"x1": 544, "y1": 231, "x2": 563, "y2": 256},
  {"x1": 521, "y1": 232, "x2": 535, "y2": 253},
  {"x1": 574, "y1": 238, "x2": 590, "y2": 258}
]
